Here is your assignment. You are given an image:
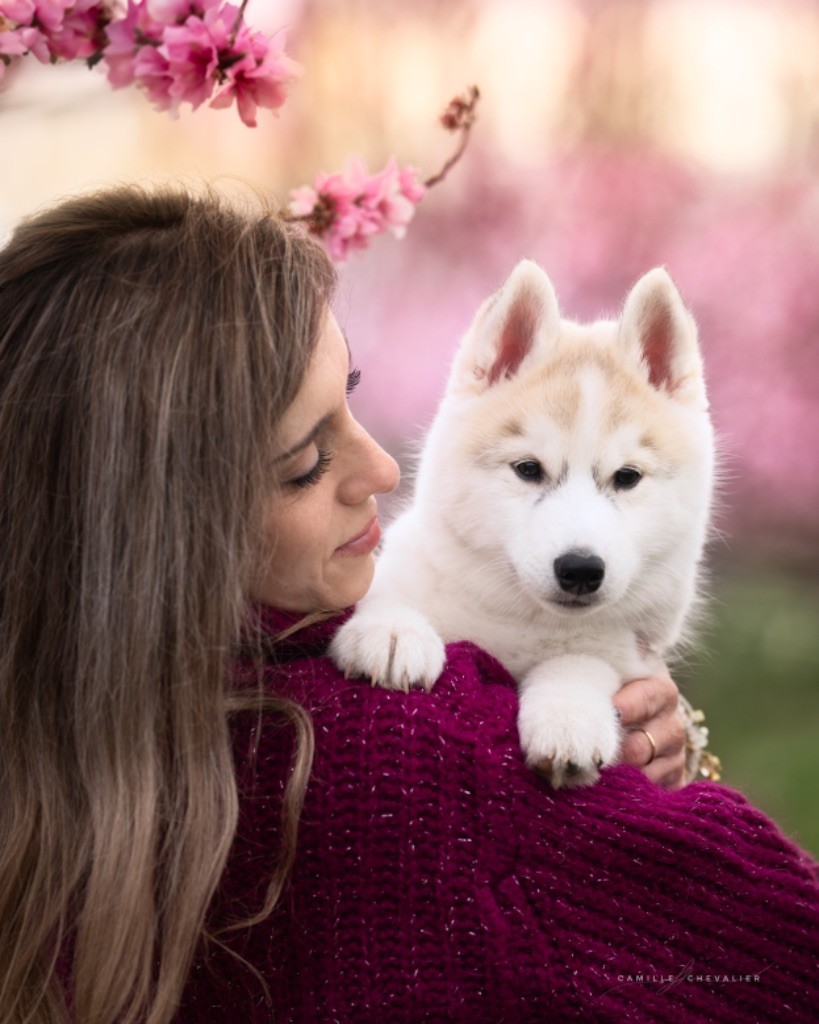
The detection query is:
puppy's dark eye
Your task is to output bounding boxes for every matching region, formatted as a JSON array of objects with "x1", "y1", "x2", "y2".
[
  {"x1": 512, "y1": 460, "x2": 544, "y2": 483},
  {"x1": 613, "y1": 466, "x2": 642, "y2": 490}
]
